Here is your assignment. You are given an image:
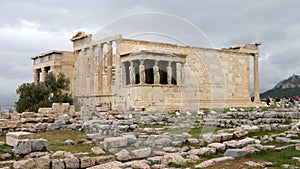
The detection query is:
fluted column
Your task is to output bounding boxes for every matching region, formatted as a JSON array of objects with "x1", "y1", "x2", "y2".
[
  {"x1": 253, "y1": 54, "x2": 260, "y2": 103},
  {"x1": 139, "y1": 60, "x2": 145, "y2": 84},
  {"x1": 42, "y1": 68, "x2": 46, "y2": 82},
  {"x1": 167, "y1": 61, "x2": 172, "y2": 84},
  {"x1": 34, "y1": 69, "x2": 40, "y2": 84},
  {"x1": 176, "y1": 62, "x2": 181, "y2": 85},
  {"x1": 107, "y1": 42, "x2": 113, "y2": 93},
  {"x1": 98, "y1": 44, "x2": 103, "y2": 94},
  {"x1": 181, "y1": 62, "x2": 185, "y2": 85}
]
